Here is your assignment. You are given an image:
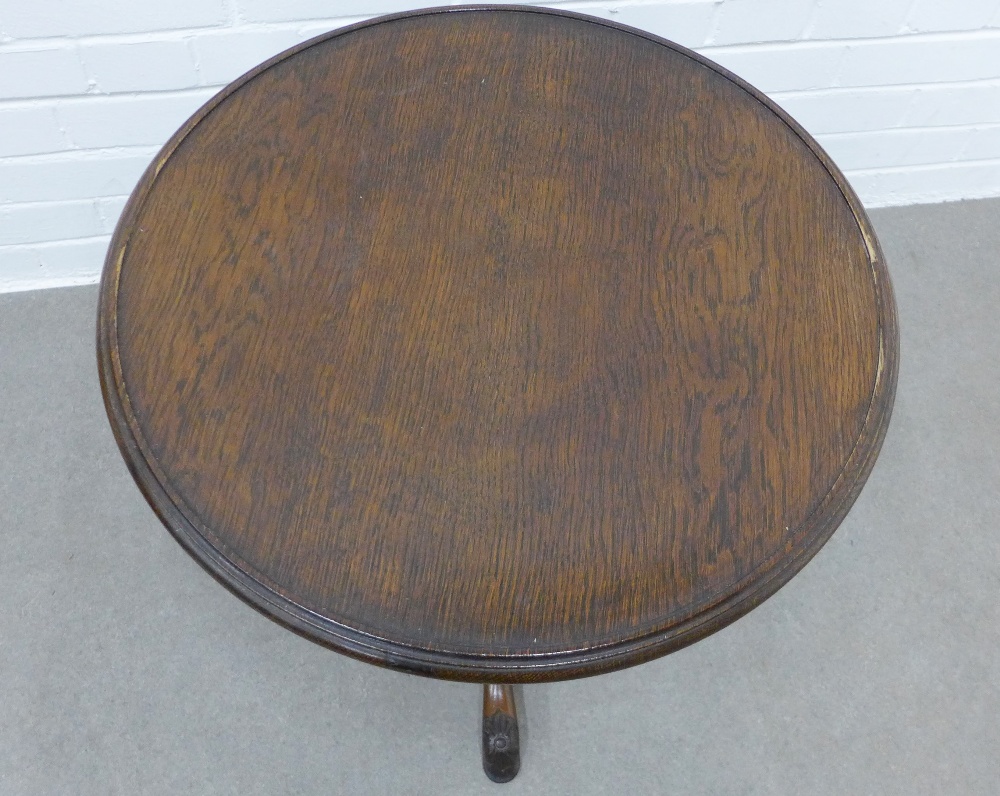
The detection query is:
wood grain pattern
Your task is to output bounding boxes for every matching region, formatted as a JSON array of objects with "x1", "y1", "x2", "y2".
[{"x1": 97, "y1": 6, "x2": 898, "y2": 682}]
